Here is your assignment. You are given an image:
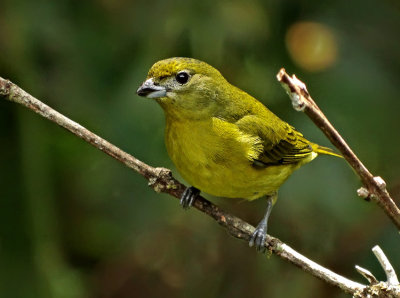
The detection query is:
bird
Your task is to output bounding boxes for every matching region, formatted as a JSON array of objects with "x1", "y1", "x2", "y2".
[{"x1": 136, "y1": 57, "x2": 340, "y2": 252}]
